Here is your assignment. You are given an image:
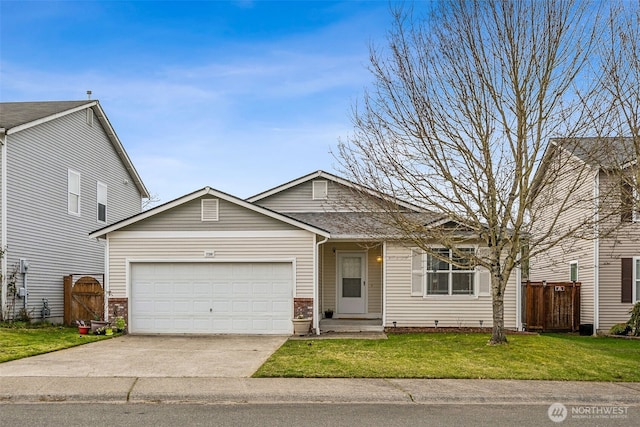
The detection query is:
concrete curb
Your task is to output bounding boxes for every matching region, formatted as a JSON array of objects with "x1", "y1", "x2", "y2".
[{"x1": 1, "y1": 377, "x2": 639, "y2": 405}]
